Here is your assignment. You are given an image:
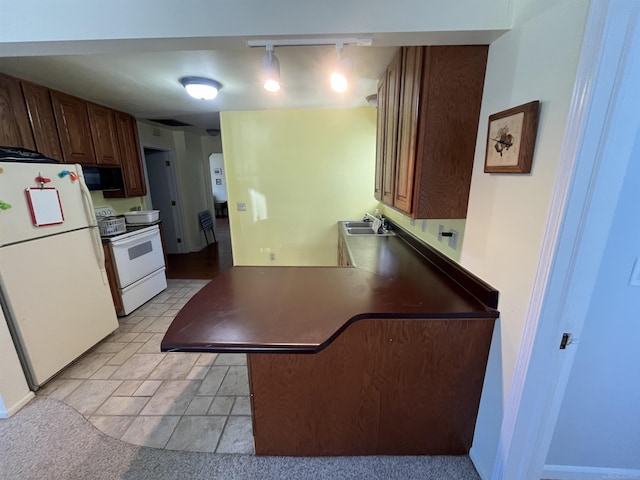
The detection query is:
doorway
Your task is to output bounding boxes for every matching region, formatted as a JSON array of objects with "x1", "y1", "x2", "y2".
[{"x1": 143, "y1": 148, "x2": 185, "y2": 254}]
